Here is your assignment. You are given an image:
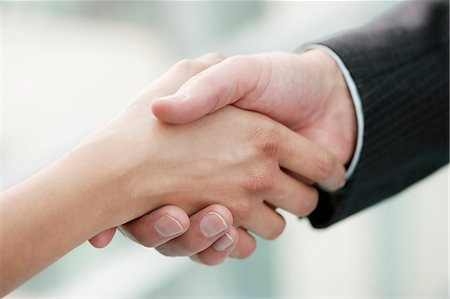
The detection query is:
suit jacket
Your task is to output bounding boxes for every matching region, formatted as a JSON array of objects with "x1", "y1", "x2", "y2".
[{"x1": 308, "y1": 0, "x2": 449, "y2": 228}]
